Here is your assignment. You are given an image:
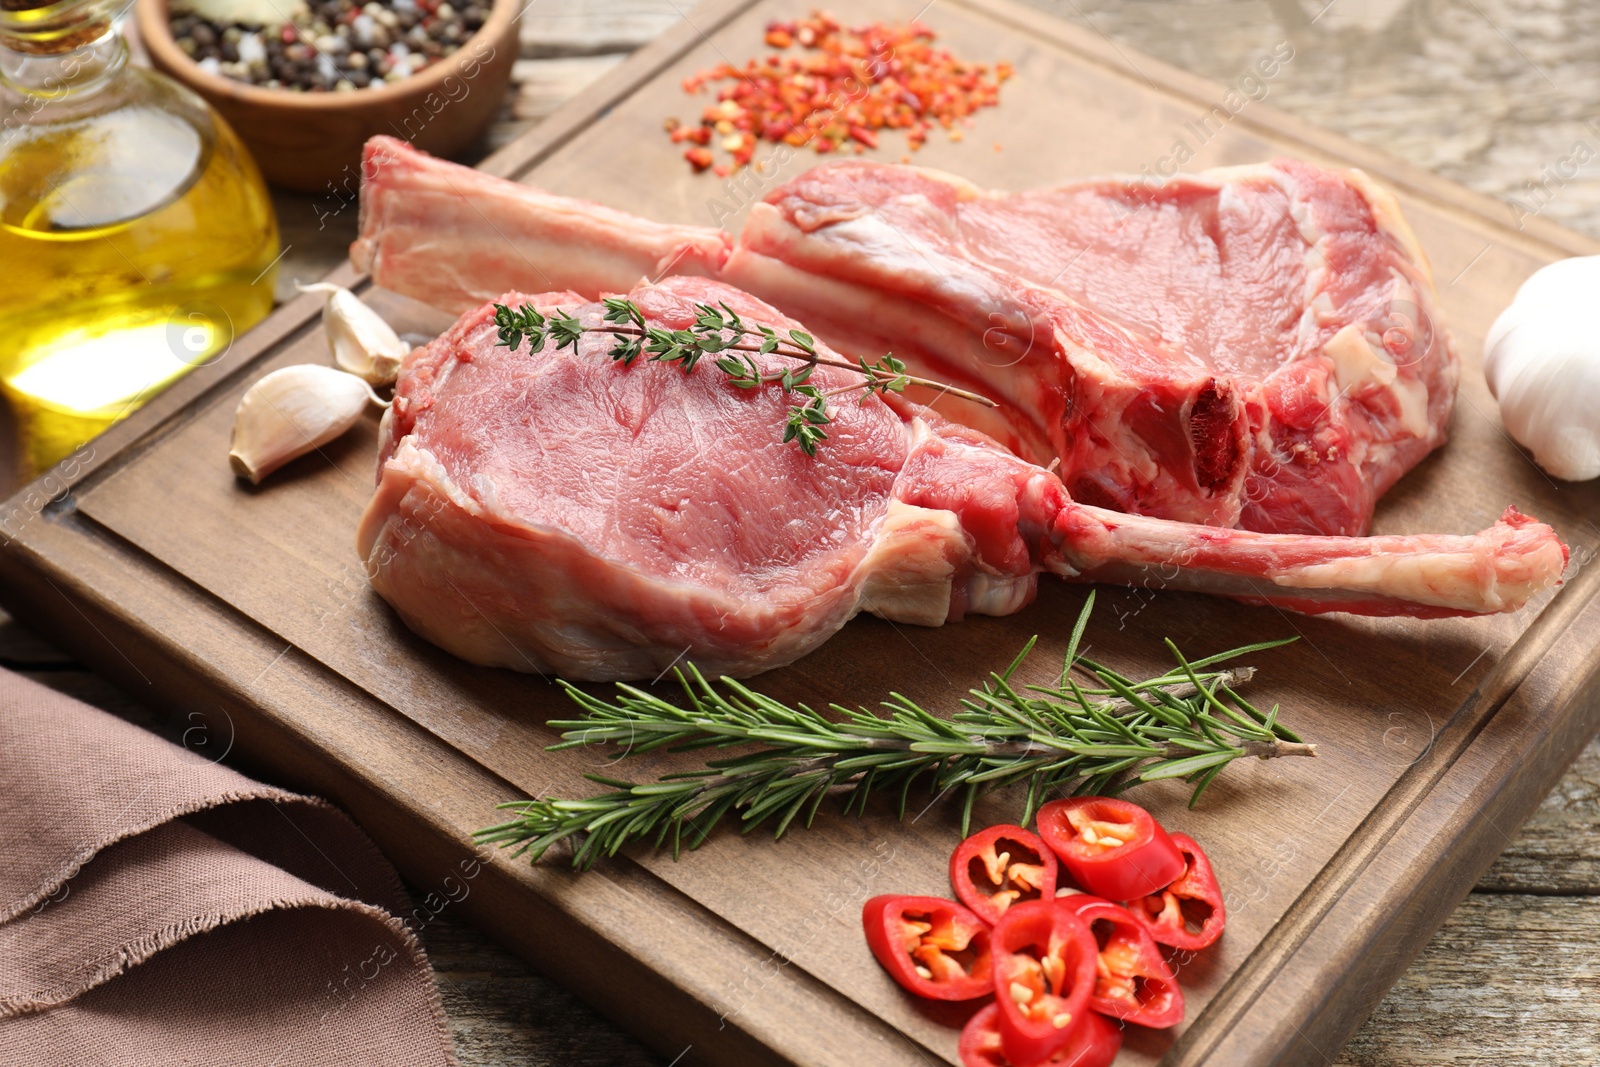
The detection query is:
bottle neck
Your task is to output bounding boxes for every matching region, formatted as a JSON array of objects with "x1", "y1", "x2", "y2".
[
  {"x1": 2, "y1": 26, "x2": 126, "y2": 98},
  {"x1": 1, "y1": 0, "x2": 127, "y2": 101}
]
